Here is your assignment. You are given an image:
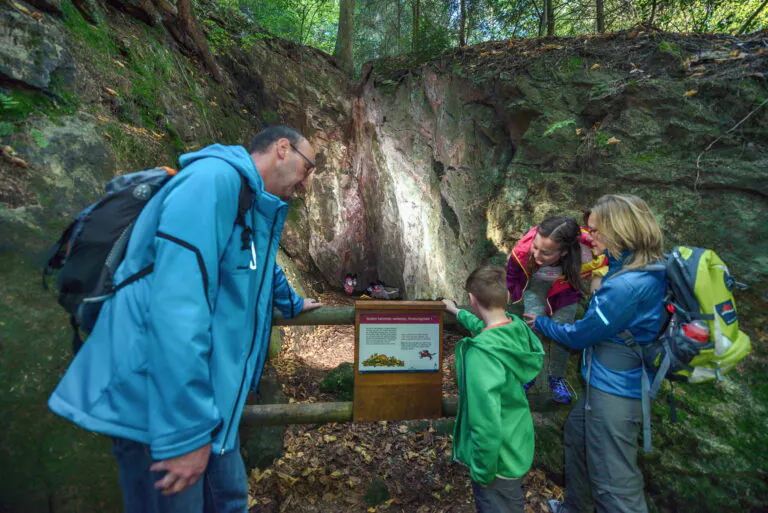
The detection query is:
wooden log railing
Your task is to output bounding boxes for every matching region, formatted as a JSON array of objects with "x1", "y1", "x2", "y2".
[
  {"x1": 235, "y1": 305, "x2": 558, "y2": 426},
  {"x1": 271, "y1": 305, "x2": 463, "y2": 327},
  {"x1": 242, "y1": 394, "x2": 558, "y2": 426}
]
